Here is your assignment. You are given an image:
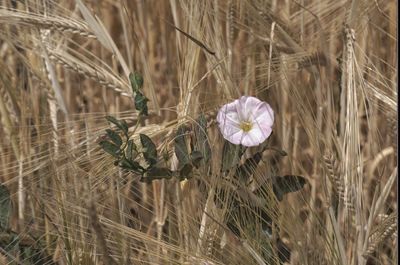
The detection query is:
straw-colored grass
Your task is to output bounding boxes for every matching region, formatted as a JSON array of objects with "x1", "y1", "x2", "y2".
[{"x1": 0, "y1": 0, "x2": 396, "y2": 264}]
